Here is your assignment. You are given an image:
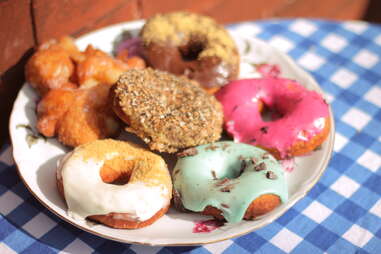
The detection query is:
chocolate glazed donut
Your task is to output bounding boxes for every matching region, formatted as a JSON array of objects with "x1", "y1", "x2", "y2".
[{"x1": 140, "y1": 12, "x2": 240, "y2": 94}]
